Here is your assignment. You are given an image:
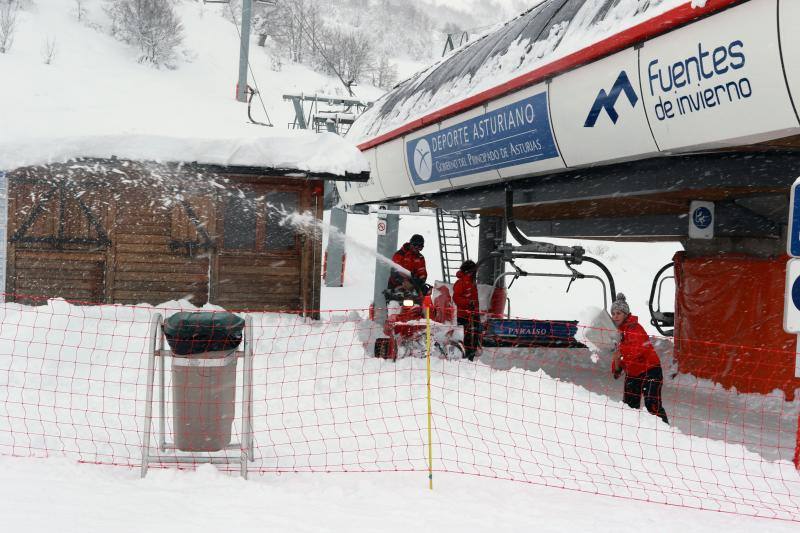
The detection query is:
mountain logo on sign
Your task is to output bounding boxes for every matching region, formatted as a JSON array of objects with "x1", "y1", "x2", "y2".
[
  {"x1": 412, "y1": 139, "x2": 433, "y2": 181},
  {"x1": 584, "y1": 71, "x2": 639, "y2": 127}
]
